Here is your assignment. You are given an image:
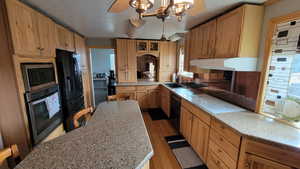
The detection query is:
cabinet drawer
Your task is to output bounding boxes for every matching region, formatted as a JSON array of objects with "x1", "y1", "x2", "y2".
[
  {"x1": 182, "y1": 100, "x2": 211, "y2": 125},
  {"x1": 116, "y1": 86, "x2": 136, "y2": 92},
  {"x1": 211, "y1": 118, "x2": 241, "y2": 147},
  {"x1": 207, "y1": 149, "x2": 230, "y2": 169},
  {"x1": 209, "y1": 140, "x2": 237, "y2": 169},
  {"x1": 210, "y1": 129, "x2": 239, "y2": 161}
]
